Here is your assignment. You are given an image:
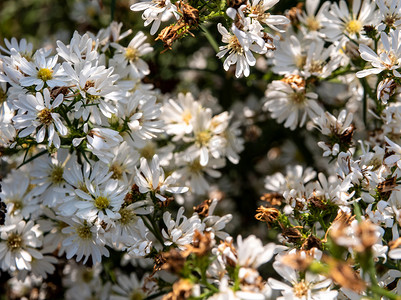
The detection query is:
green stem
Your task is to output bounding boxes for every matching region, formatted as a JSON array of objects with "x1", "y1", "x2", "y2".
[
  {"x1": 353, "y1": 201, "x2": 362, "y2": 222},
  {"x1": 199, "y1": 24, "x2": 219, "y2": 53},
  {"x1": 370, "y1": 285, "x2": 401, "y2": 300}
]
